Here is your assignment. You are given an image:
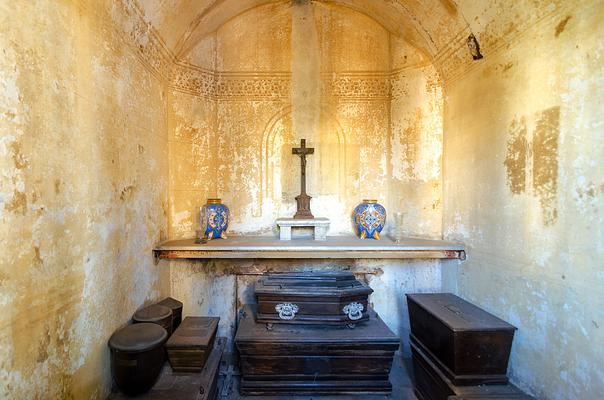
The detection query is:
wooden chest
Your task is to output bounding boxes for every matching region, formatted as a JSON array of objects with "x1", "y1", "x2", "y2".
[
  {"x1": 166, "y1": 316, "x2": 219, "y2": 372},
  {"x1": 157, "y1": 297, "x2": 183, "y2": 333},
  {"x1": 407, "y1": 293, "x2": 516, "y2": 386},
  {"x1": 235, "y1": 304, "x2": 399, "y2": 396},
  {"x1": 411, "y1": 338, "x2": 532, "y2": 400},
  {"x1": 255, "y1": 271, "x2": 373, "y2": 326}
]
